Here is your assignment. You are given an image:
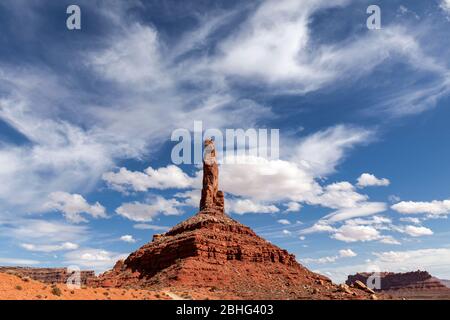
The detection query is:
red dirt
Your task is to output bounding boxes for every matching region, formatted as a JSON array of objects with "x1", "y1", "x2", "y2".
[{"x1": 0, "y1": 272, "x2": 174, "y2": 300}]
